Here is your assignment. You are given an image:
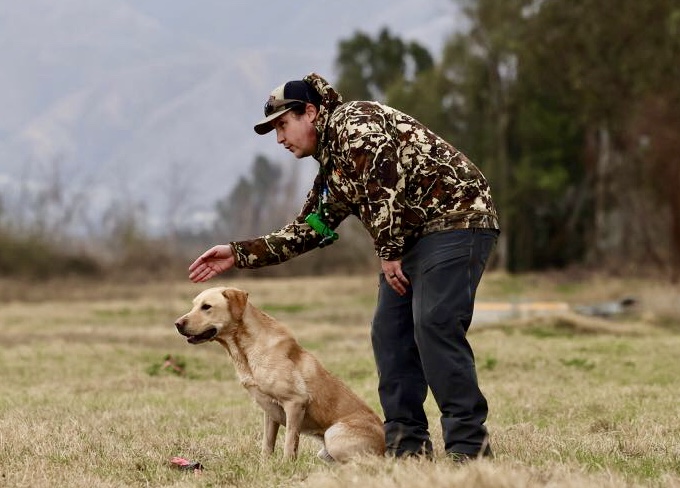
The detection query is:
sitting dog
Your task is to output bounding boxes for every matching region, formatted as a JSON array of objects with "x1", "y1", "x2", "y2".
[{"x1": 174, "y1": 286, "x2": 386, "y2": 462}]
